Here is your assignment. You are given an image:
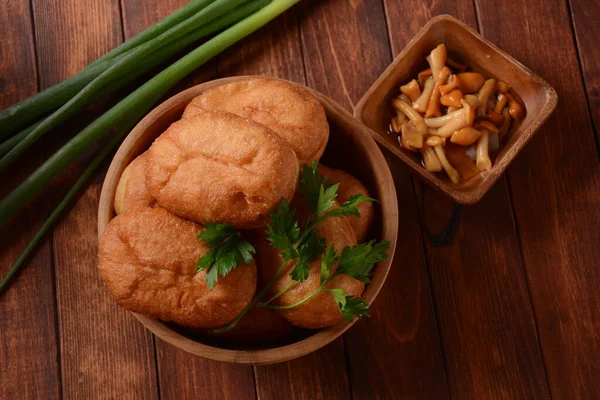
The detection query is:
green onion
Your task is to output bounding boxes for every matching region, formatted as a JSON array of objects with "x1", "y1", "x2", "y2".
[
  {"x1": 0, "y1": 0, "x2": 254, "y2": 172},
  {"x1": 0, "y1": 0, "x2": 300, "y2": 229},
  {"x1": 0, "y1": 121, "x2": 43, "y2": 158},
  {"x1": 0, "y1": 0, "x2": 218, "y2": 136},
  {"x1": 0, "y1": 109, "x2": 147, "y2": 296}
]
